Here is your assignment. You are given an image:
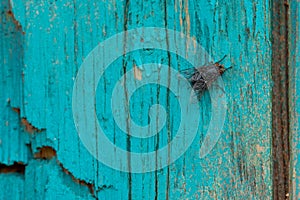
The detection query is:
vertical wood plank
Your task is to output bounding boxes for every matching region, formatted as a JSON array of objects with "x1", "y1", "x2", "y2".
[
  {"x1": 1, "y1": 0, "x2": 274, "y2": 199},
  {"x1": 0, "y1": 0, "x2": 30, "y2": 165},
  {"x1": 271, "y1": 0, "x2": 290, "y2": 199},
  {"x1": 289, "y1": 0, "x2": 300, "y2": 199}
]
